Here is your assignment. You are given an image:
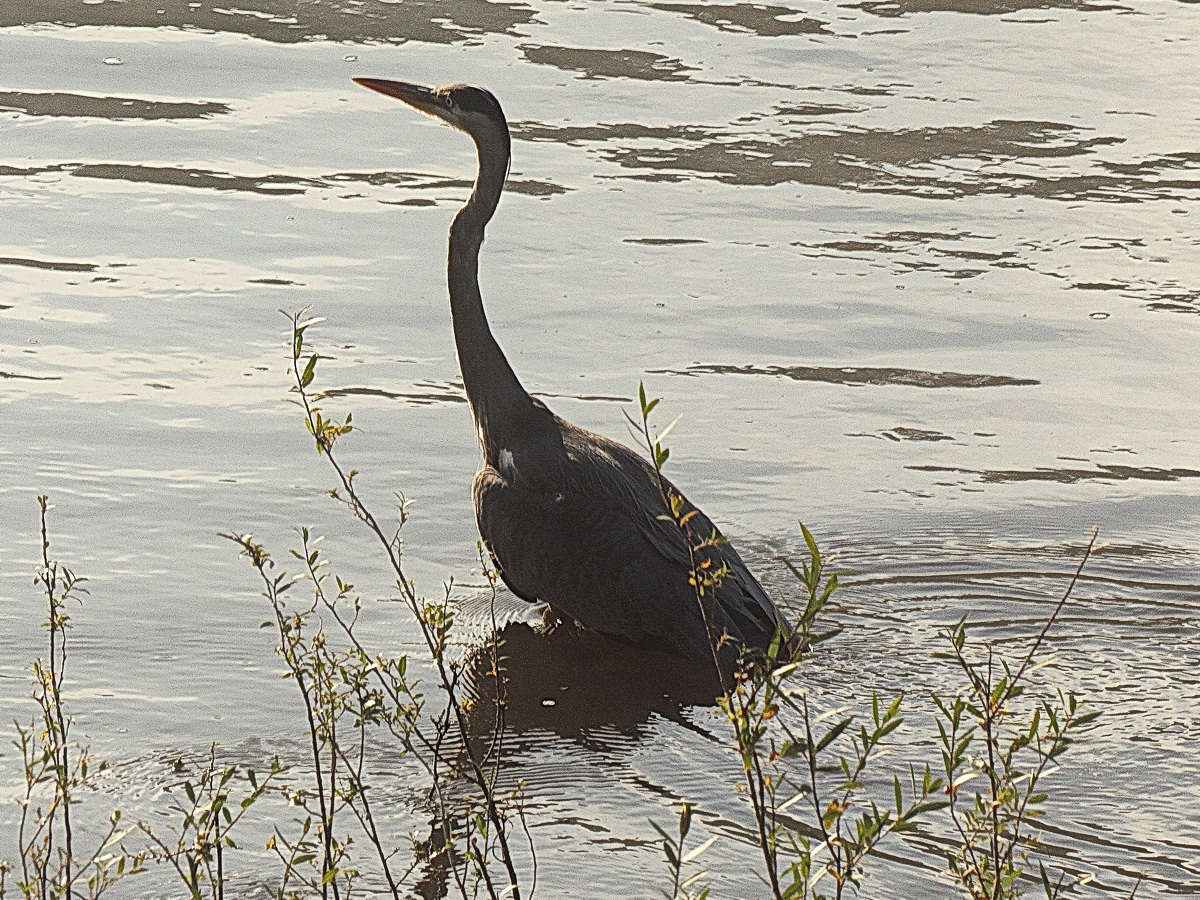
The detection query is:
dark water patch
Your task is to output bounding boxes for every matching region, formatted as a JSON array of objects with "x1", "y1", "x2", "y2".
[
  {"x1": 1, "y1": 163, "x2": 565, "y2": 201},
  {"x1": 774, "y1": 103, "x2": 866, "y2": 119},
  {"x1": 533, "y1": 391, "x2": 633, "y2": 403},
  {"x1": 317, "y1": 383, "x2": 467, "y2": 405},
  {"x1": 794, "y1": 230, "x2": 1030, "y2": 280},
  {"x1": 1144, "y1": 287, "x2": 1200, "y2": 314},
  {"x1": 593, "y1": 121, "x2": 1120, "y2": 194},
  {"x1": 505, "y1": 178, "x2": 570, "y2": 197},
  {"x1": 520, "y1": 45, "x2": 697, "y2": 81},
  {"x1": 1070, "y1": 281, "x2": 1127, "y2": 291},
  {"x1": 1102, "y1": 151, "x2": 1200, "y2": 177},
  {"x1": 519, "y1": 117, "x2": 1200, "y2": 203},
  {"x1": 805, "y1": 239, "x2": 894, "y2": 254},
  {"x1": 930, "y1": 247, "x2": 1015, "y2": 262},
  {"x1": 852, "y1": 0, "x2": 1131, "y2": 16},
  {"x1": 622, "y1": 237, "x2": 707, "y2": 245},
  {"x1": 328, "y1": 169, "x2": 568, "y2": 196},
  {"x1": 0, "y1": 370, "x2": 63, "y2": 381},
  {"x1": 840, "y1": 84, "x2": 903, "y2": 96},
  {"x1": 0, "y1": 91, "x2": 229, "y2": 120},
  {"x1": 656, "y1": 363, "x2": 1040, "y2": 388},
  {"x1": 736, "y1": 102, "x2": 871, "y2": 127},
  {"x1": 0, "y1": 0, "x2": 540, "y2": 46},
  {"x1": 326, "y1": 170, "x2": 441, "y2": 188},
  {"x1": 1077, "y1": 236, "x2": 1146, "y2": 251},
  {"x1": 71, "y1": 163, "x2": 320, "y2": 195},
  {"x1": 512, "y1": 121, "x2": 715, "y2": 146},
  {"x1": 247, "y1": 278, "x2": 303, "y2": 286},
  {"x1": 908, "y1": 463, "x2": 1200, "y2": 484},
  {"x1": 0, "y1": 256, "x2": 97, "y2": 273},
  {"x1": 644, "y1": 2, "x2": 831, "y2": 36},
  {"x1": 884, "y1": 427, "x2": 955, "y2": 442}
]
